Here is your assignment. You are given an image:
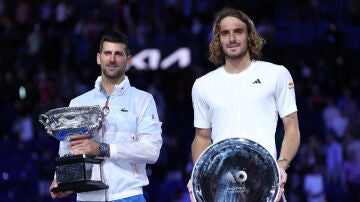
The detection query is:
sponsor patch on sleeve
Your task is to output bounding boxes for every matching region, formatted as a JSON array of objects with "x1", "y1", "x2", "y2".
[{"x1": 288, "y1": 82, "x2": 294, "y2": 89}]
